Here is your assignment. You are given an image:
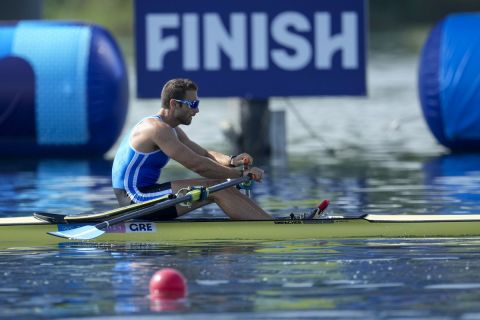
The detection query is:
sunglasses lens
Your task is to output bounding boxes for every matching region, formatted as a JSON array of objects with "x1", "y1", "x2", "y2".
[{"x1": 176, "y1": 99, "x2": 199, "y2": 109}]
